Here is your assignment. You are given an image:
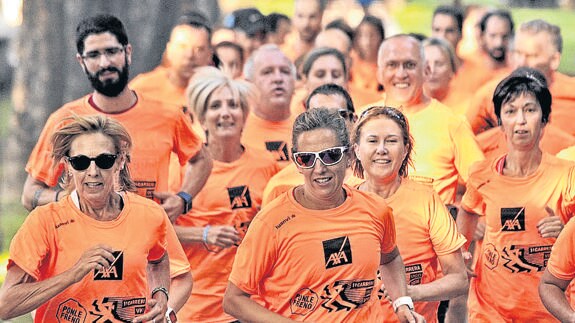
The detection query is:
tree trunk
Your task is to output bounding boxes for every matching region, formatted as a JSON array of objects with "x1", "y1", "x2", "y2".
[{"x1": 1, "y1": 0, "x2": 220, "y2": 205}]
